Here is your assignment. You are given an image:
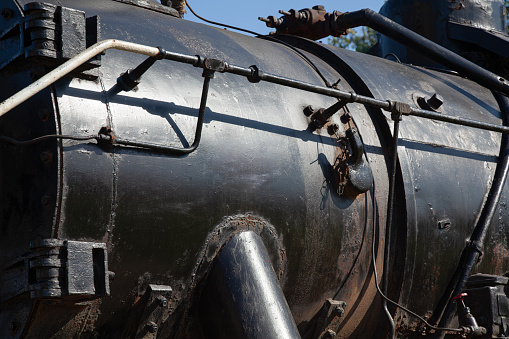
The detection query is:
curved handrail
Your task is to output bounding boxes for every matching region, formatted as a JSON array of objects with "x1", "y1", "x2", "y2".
[{"x1": 0, "y1": 39, "x2": 160, "y2": 118}]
